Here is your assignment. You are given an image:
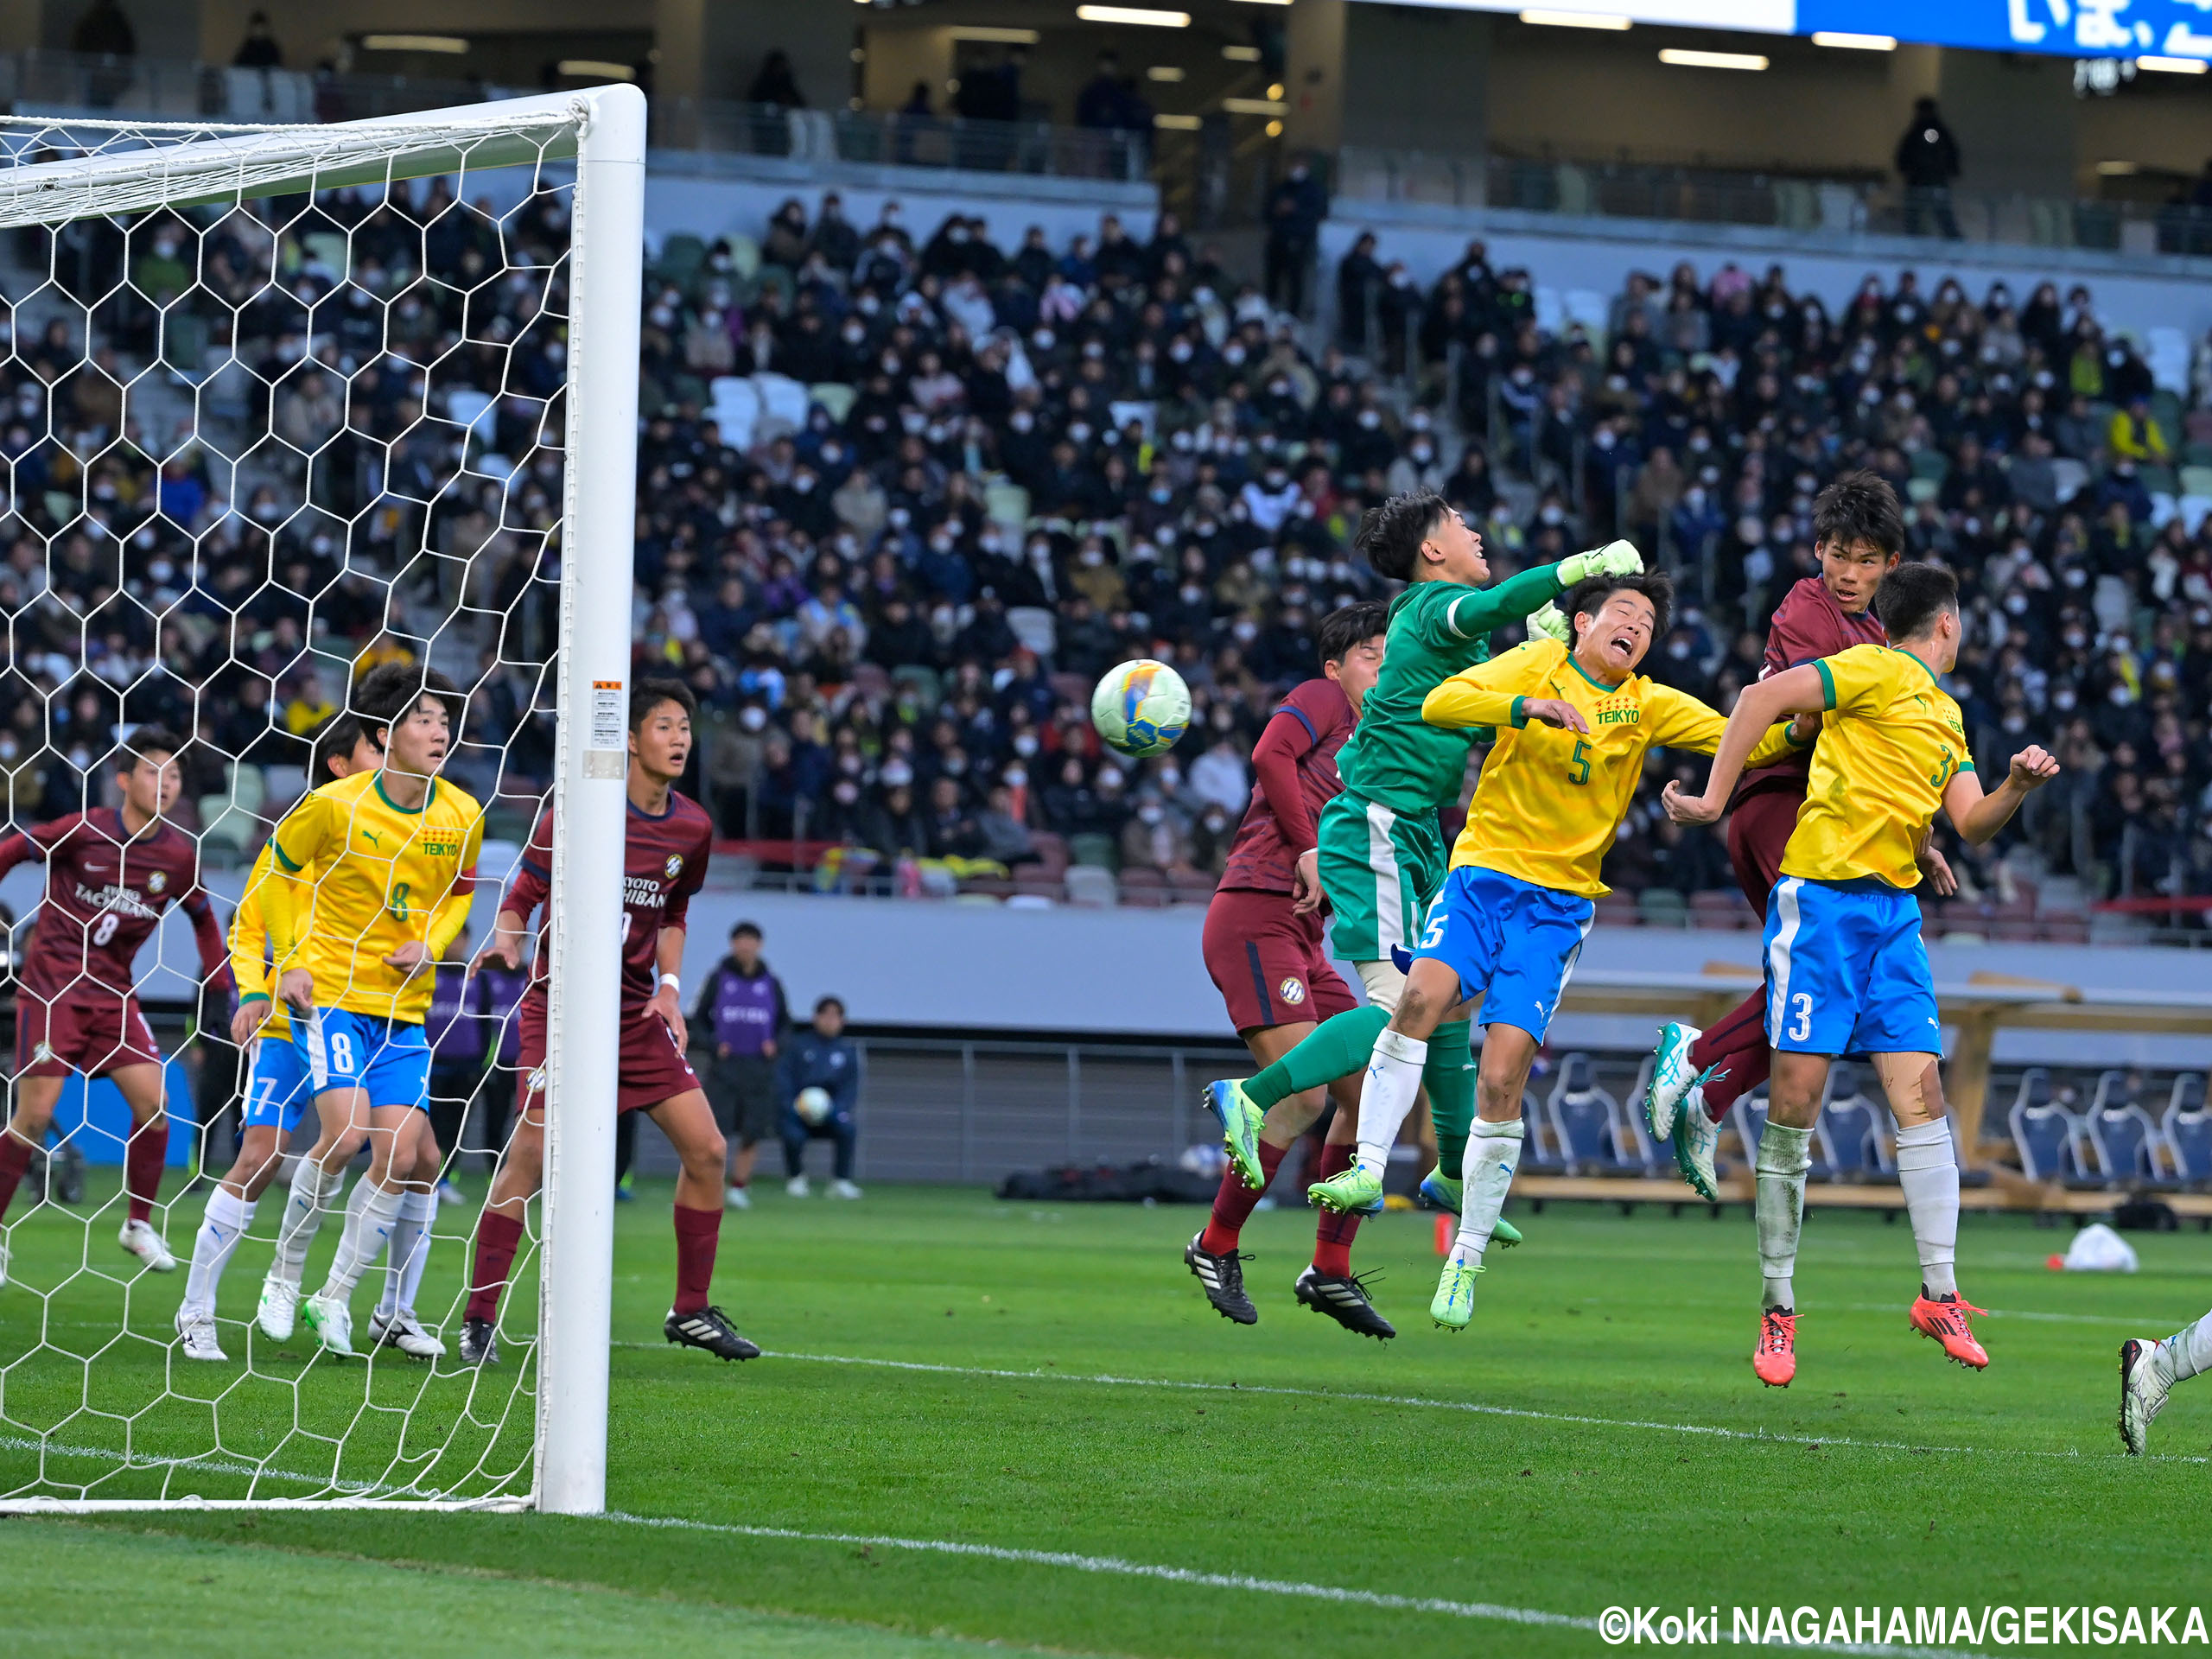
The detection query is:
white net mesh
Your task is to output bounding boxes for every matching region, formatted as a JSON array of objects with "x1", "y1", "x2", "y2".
[{"x1": 0, "y1": 104, "x2": 592, "y2": 1508}]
